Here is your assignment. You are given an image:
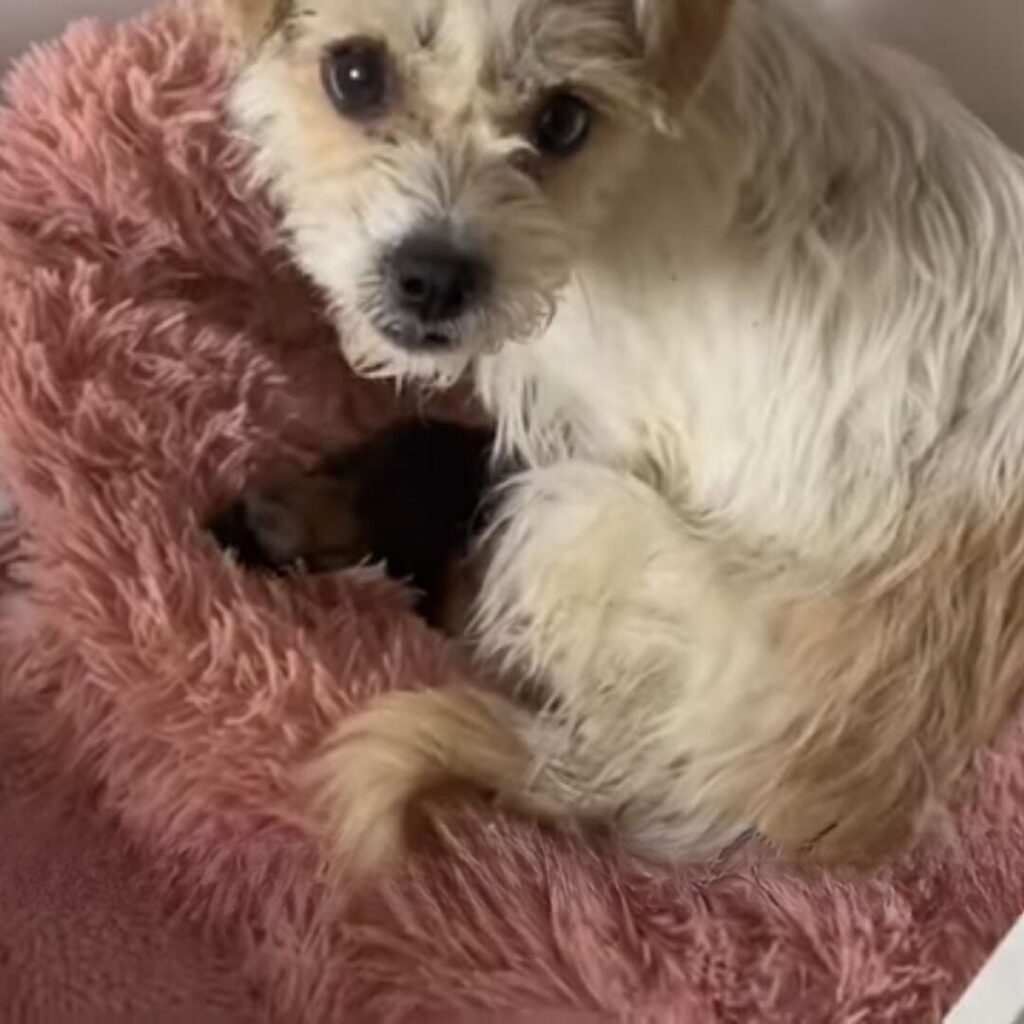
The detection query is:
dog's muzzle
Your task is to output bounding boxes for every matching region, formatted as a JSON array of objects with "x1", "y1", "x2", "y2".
[{"x1": 375, "y1": 229, "x2": 492, "y2": 351}]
